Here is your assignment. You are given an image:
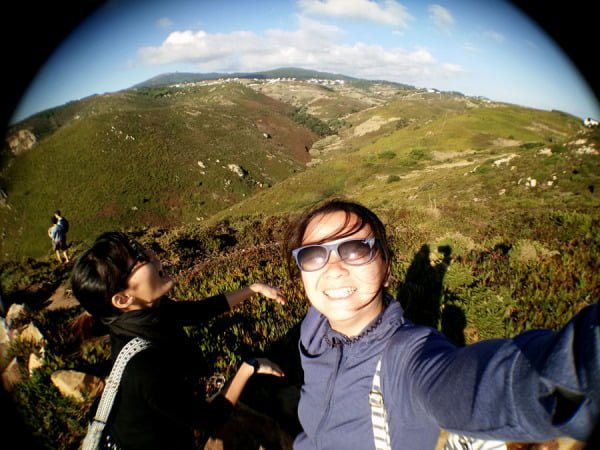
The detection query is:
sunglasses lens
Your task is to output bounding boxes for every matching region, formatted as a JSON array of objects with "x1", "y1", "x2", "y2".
[
  {"x1": 129, "y1": 240, "x2": 150, "y2": 262},
  {"x1": 294, "y1": 239, "x2": 377, "y2": 271},
  {"x1": 338, "y1": 240, "x2": 373, "y2": 265},
  {"x1": 298, "y1": 246, "x2": 329, "y2": 271}
]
